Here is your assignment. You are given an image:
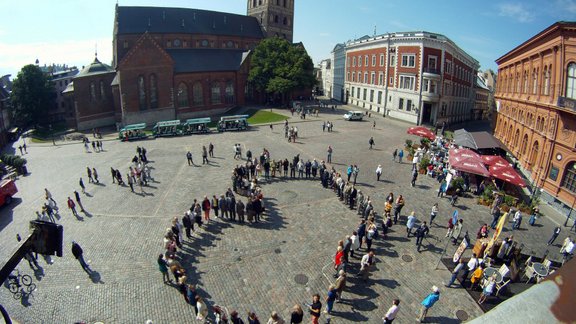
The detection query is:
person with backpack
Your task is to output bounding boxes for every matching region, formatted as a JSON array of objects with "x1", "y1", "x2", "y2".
[{"x1": 415, "y1": 222, "x2": 430, "y2": 252}]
